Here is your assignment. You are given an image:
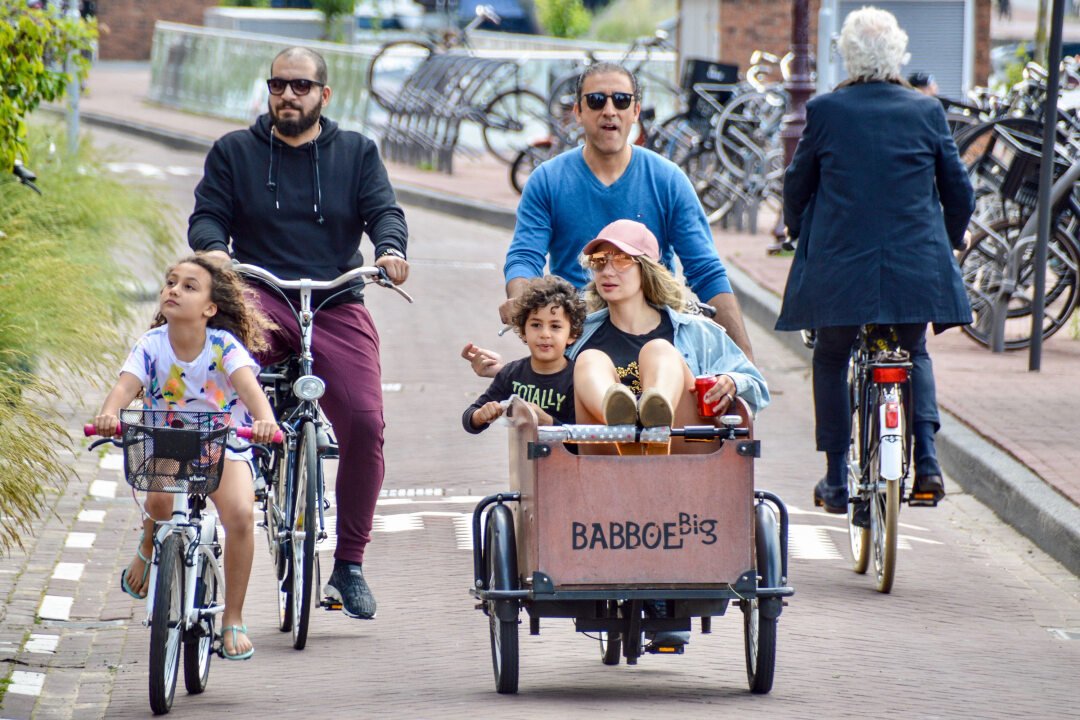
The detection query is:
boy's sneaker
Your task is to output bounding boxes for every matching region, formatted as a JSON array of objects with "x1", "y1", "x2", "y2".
[{"x1": 325, "y1": 561, "x2": 376, "y2": 619}]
